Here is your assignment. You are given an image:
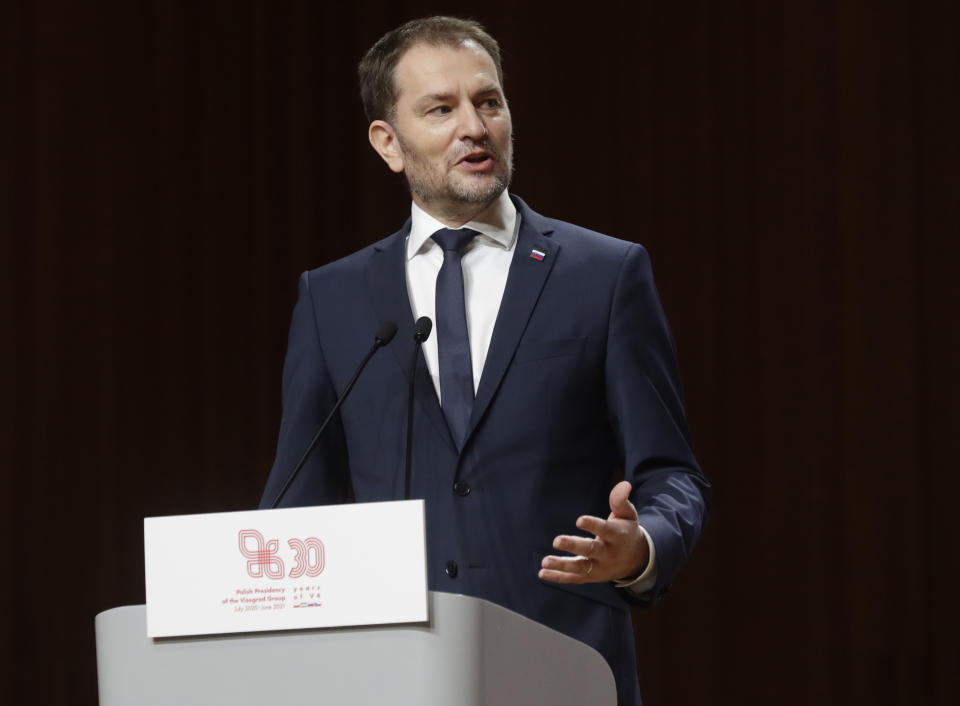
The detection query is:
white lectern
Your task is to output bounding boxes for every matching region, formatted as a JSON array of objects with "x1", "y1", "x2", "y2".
[{"x1": 95, "y1": 590, "x2": 616, "y2": 705}]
